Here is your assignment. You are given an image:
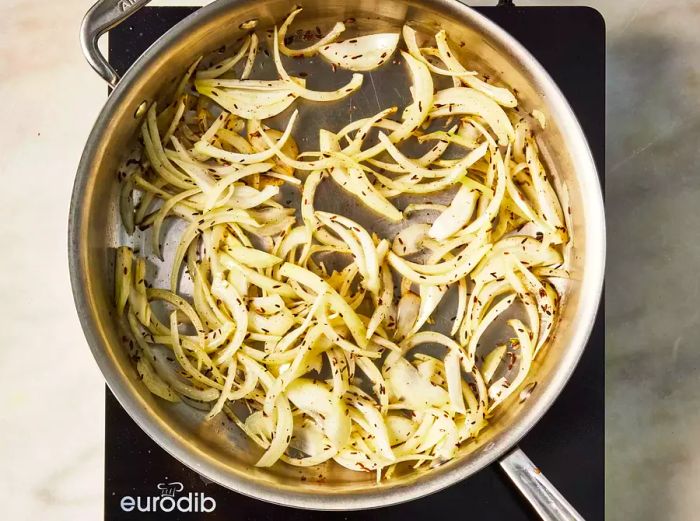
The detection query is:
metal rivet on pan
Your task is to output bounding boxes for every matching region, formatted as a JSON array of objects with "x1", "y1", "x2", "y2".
[
  {"x1": 239, "y1": 18, "x2": 259, "y2": 30},
  {"x1": 519, "y1": 382, "x2": 538, "y2": 403},
  {"x1": 134, "y1": 100, "x2": 148, "y2": 119}
]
